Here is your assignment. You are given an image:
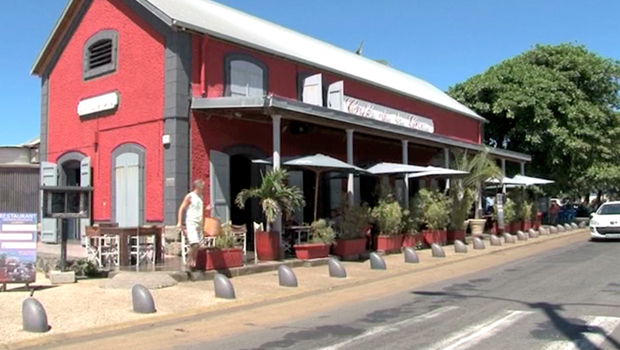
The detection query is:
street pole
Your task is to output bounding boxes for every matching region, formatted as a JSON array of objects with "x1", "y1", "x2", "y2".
[{"x1": 59, "y1": 219, "x2": 68, "y2": 272}]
